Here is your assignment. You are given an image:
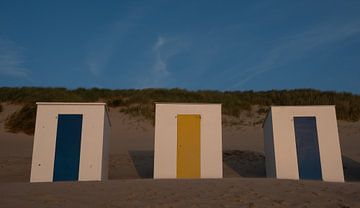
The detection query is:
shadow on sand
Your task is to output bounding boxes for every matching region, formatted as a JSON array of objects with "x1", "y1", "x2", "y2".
[
  {"x1": 127, "y1": 150, "x2": 360, "y2": 182},
  {"x1": 343, "y1": 155, "x2": 360, "y2": 182},
  {"x1": 223, "y1": 150, "x2": 266, "y2": 178},
  {"x1": 128, "y1": 150, "x2": 268, "y2": 179},
  {"x1": 223, "y1": 151, "x2": 360, "y2": 182},
  {"x1": 129, "y1": 151, "x2": 154, "y2": 178}
]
